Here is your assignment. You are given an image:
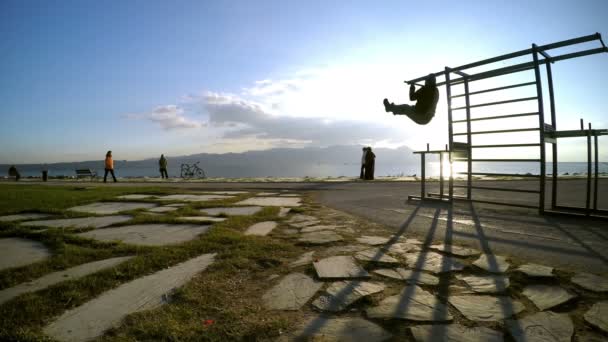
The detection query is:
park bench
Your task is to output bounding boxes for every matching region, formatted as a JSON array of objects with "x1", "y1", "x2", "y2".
[{"x1": 75, "y1": 169, "x2": 97, "y2": 180}]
